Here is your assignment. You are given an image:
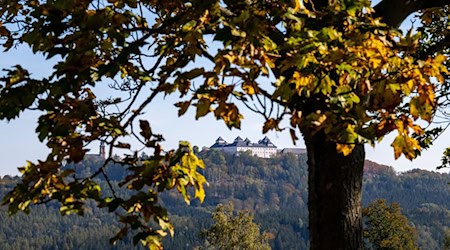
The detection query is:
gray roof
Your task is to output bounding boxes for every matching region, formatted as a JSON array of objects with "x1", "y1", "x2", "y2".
[
  {"x1": 211, "y1": 136, "x2": 228, "y2": 148},
  {"x1": 227, "y1": 138, "x2": 249, "y2": 147},
  {"x1": 257, "y1": 136, "x2": 276, "y2": 147},
  {"x1": 216, "y1": 136, "x2": 226, "y2": 142},
  {"x1": 280, "y1": 148, "x2": 307, "y2": 154}
]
